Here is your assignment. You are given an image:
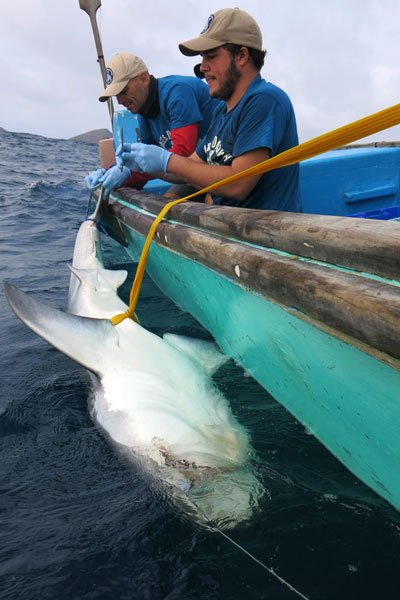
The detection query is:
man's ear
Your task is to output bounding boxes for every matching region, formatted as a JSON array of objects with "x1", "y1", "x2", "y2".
[
  {"x1": 140, "y1": 71, "x2": 150, "y2": 84},
  {"x1": 236, "y1": 47, "x2": 250, "y2": 66}
]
